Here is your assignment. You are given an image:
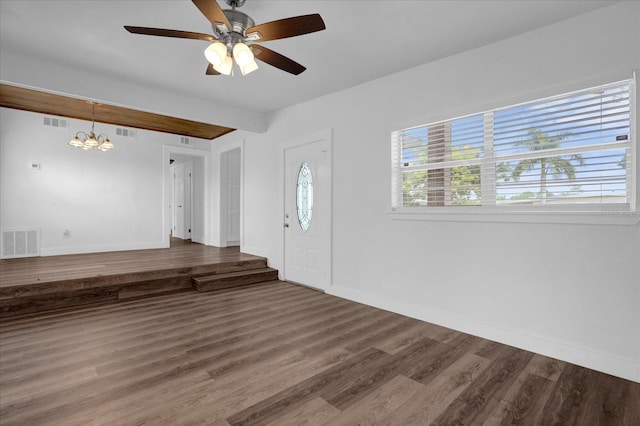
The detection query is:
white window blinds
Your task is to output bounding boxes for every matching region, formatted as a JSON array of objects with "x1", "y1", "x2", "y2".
[{"x1": 392, "y1": 79, "x2": 634, "y2": 210}]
